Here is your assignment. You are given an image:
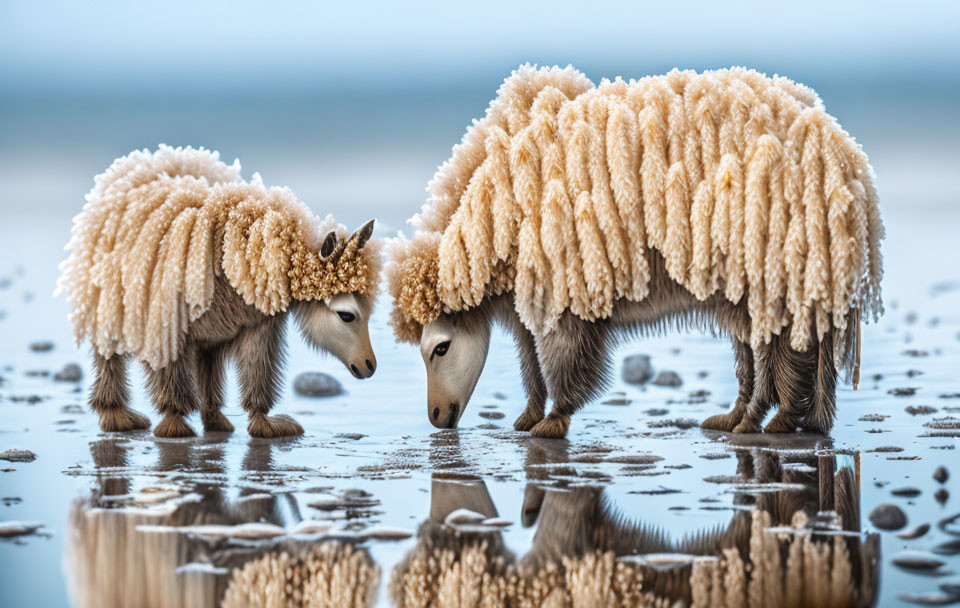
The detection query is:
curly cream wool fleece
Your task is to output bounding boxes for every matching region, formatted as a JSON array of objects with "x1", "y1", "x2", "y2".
[
  {"x1": 388, "y1": 64, "x2": 883, "y2": 358},
  {"x1": 58, "y1": 145, "x2": 381, "y2": 370}
]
